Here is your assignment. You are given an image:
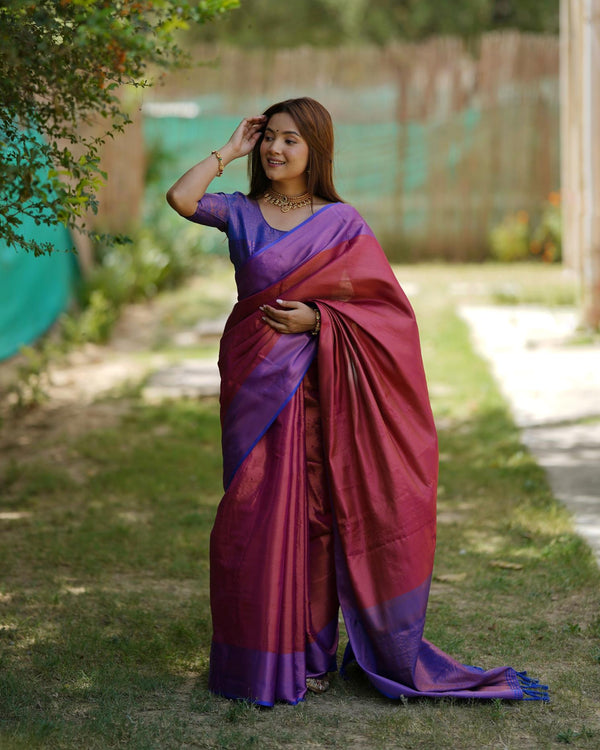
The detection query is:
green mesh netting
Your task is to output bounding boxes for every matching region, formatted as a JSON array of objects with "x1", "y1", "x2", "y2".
[
  {"x1": 143, "y1": 81, "x2": 559, "y2": 261},
  {"x1": 0, "y1": 222, "x2": 75, "y2": 360}
]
